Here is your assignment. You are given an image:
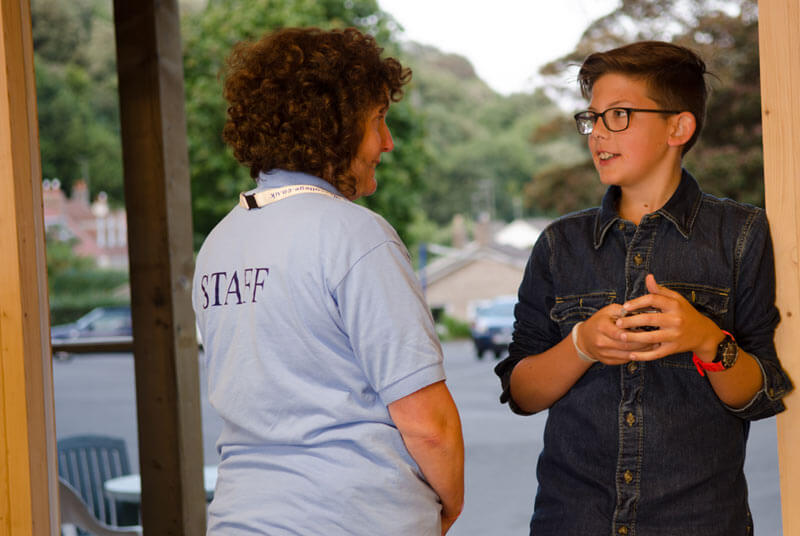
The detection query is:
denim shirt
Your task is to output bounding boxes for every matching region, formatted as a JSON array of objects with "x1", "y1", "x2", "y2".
[{"x1": 495, "y1": 171, "x2": 792, "y2": 536}]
